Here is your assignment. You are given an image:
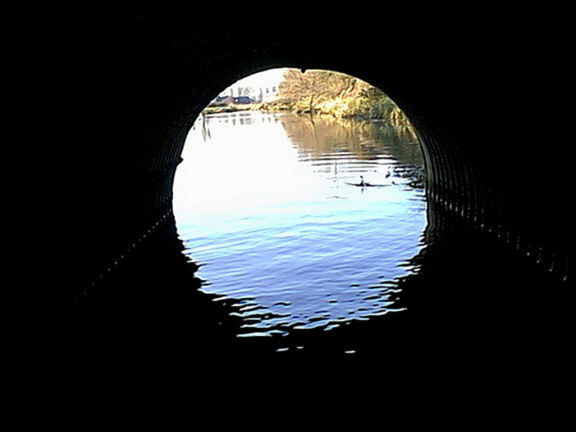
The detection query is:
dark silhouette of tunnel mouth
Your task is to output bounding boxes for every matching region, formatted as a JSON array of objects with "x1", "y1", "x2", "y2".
[
  {"x1": 7, "y1": 7, "x2": 572, "y2": 382},
  {"x1": 80, "y1": 57, "x2": 570, "y2": 292}
]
